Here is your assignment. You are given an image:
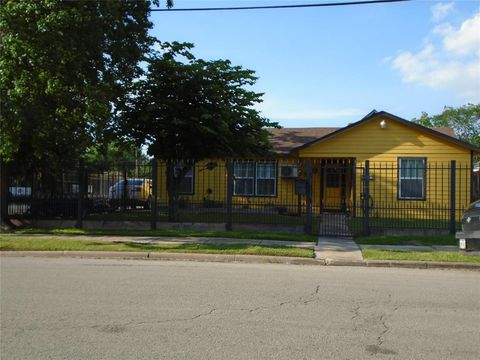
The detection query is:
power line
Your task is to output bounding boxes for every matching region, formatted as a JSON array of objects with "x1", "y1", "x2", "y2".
[{"x1": 152, "y1": 0, "x2": 412, "y2": 12}]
